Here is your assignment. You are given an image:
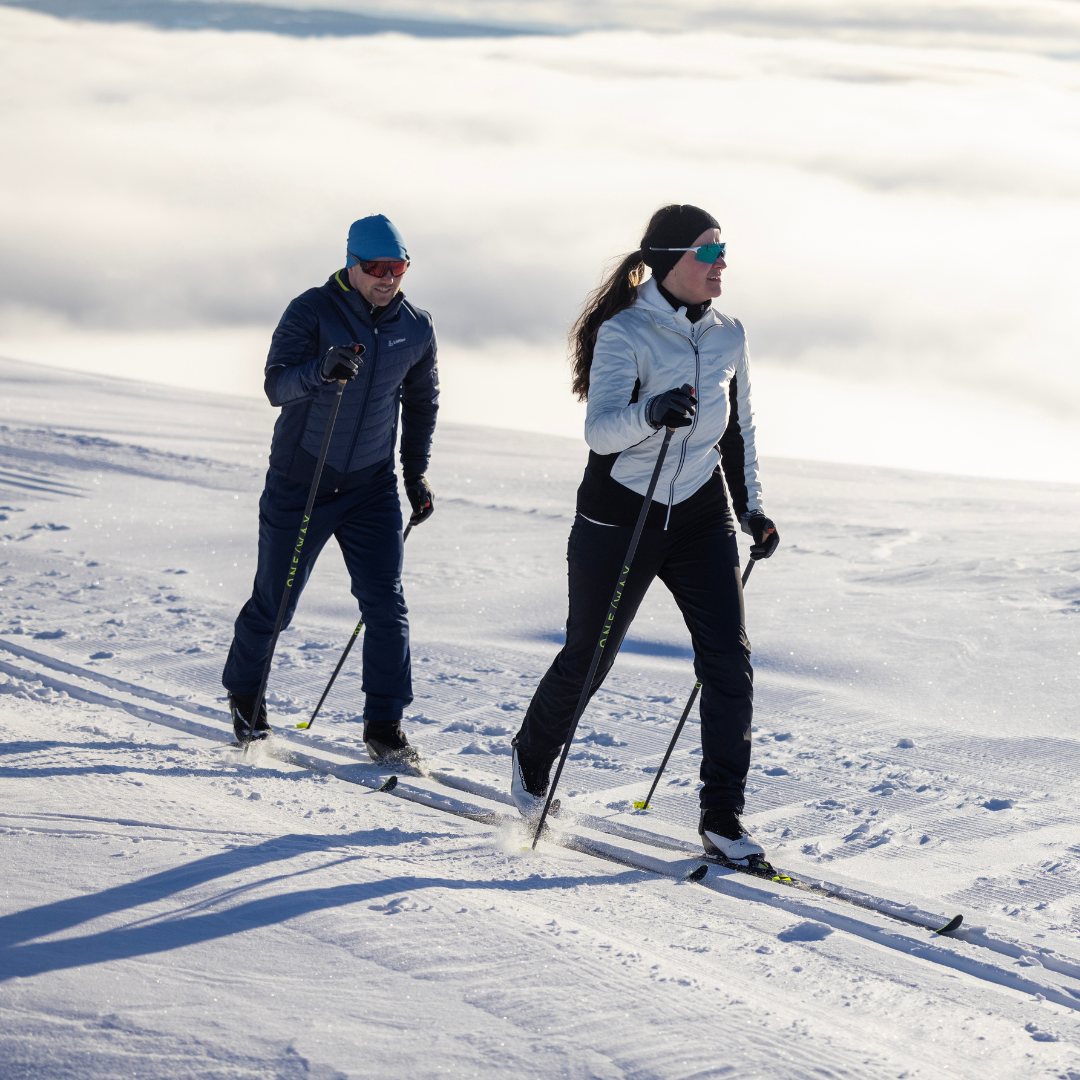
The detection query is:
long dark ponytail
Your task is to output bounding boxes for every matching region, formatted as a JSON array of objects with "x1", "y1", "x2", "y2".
[
  {"x1": 569, "y1": 203, "x2": 719, "y2": 401},
  {"x1": 569, "y1": 249, "x2": 646, "y2": 401}
]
